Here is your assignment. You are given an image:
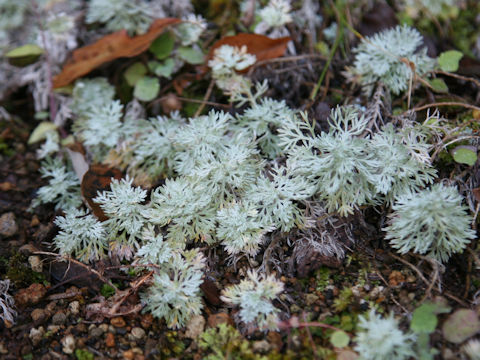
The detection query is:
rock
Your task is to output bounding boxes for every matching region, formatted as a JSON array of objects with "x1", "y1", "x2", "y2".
[
  {"x1": 105, "y1": 332, "x2": 115, "y2": 347},
  {"x1": 15, "y1": 283, "x2": 47, "y2": 307},
  {"x1": 89, "y1": 325, "x2": 104, "y2": 338},
  {"x1": 388, "y1": 270, "x2": 405, "y2": 287},
  {"x1": 31, "y1": 308, "x2": 47, "y2": 323},
  {"x1": 305, "y1": 293, "x2": 319, "y2": 306},
  {"x1": 68, "y1": 300, "x2": 80, "y2": 315},
  {"x1": 140, "y1": 313, "x2": 153, "y2": 329},
  {"x1": 185, "y1": 315, "x2": 205, "y2": 339},
  {"x1": 30, "y1": 215, "x2": 40, "y2": 227},
  {"x1": 0, "y1": 212, "x2": 18, "y2": 237},
  {"x1": 99, "y1": 323, "x2": 109, "y2": 332},
  {"x1": 252, "y1": 340, "x2": 271, "y2": 353},
  {"x1": 123, "y1": 349, "x2": 135, "y2": 360},
  {"x1": 29, "y1": 326, "x2": 45, "y2": 346},
  {"x1": 207, "y1": 313, "x2": 233, "y2": 328},
  {"x1": 442, "y1": 309, "x2": 480, "y2": 344},
  {"x1": 52, "y1": 311, "x2": 67, "y2": 325},
  {"x1": 45, "y1": 301, "x2": 57, "y2": 316},
  {"x1": 75, "y1": 323, "x2": 87, "y2": 333},
  {"x1": 337, "y1": 349, "x2": 359, "y2": 360},
  {"x1": 28, "y1": 255, "x2": 43, "y2": 272},
  {"x1": 130, "y1": 327, "x2": 146, "y2": 341},
  {"x1": 131, "y1": 347, "x2": 145, "y2": 360},
  {"x1": 0, "y1": 341, "x2": 7, "y2": 354},
  {"x1": 110, "y1": 316, "x2": 126, "y2": 328},
  {"x1": 61, "y1": 334, "x2": 75, "y2": 354},
  {"x1": 47, "y1": 325, "x2": 61, "y2": 334}
]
